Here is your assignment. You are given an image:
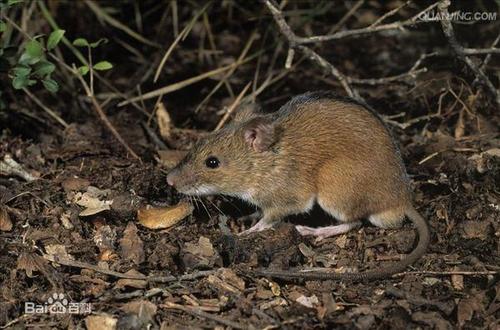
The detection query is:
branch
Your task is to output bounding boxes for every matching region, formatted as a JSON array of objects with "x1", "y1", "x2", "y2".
[
  {"x1": 266, "y1": 1, "x2": 440, "y2": 45},
  {"x1": 438, "y1": 0, "x2": 500, "y2": 106}
]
